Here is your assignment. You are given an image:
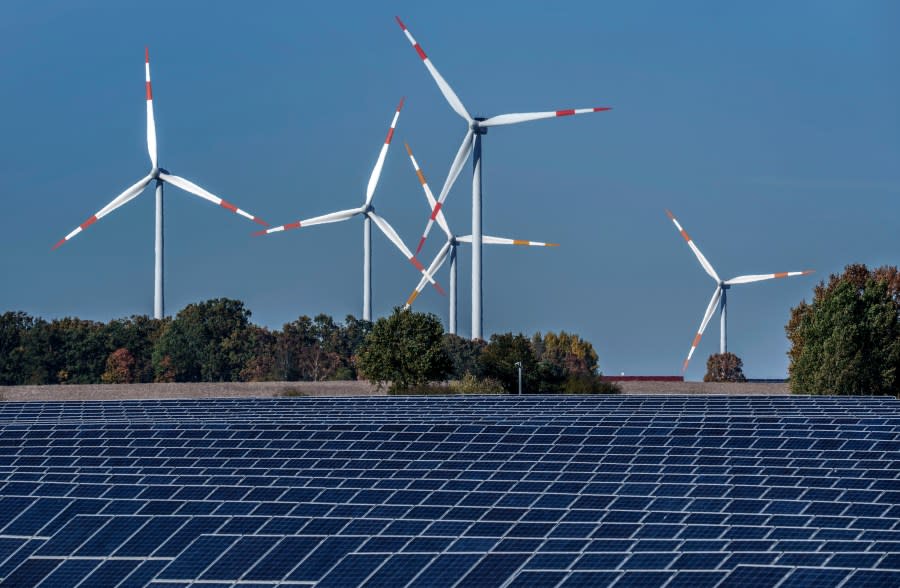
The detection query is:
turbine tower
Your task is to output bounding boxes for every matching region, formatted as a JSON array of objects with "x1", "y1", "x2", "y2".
[
  {"x1": 53, "y1": 48, "x2": 269, "y2": 319},
  {"x1": 666, "y1": 209, "x2": 814, "y2": 372},
  {"x1": 396, "y1": 16, "x2": 610, "y2": 339},
  {"x1": 255, "y1": 99, "x2": 442, "y2": 321},
  {"x1": 402, "y1": 142, "x2": 558, "y2": 334}
]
